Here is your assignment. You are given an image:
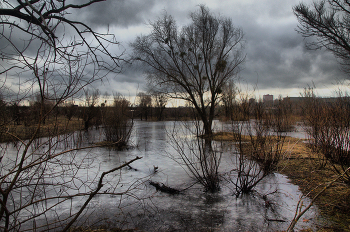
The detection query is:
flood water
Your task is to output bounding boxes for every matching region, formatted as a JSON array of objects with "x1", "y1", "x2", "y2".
[{"x1": 3, "y1": 120, "x2": 323, "y2": 231}]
